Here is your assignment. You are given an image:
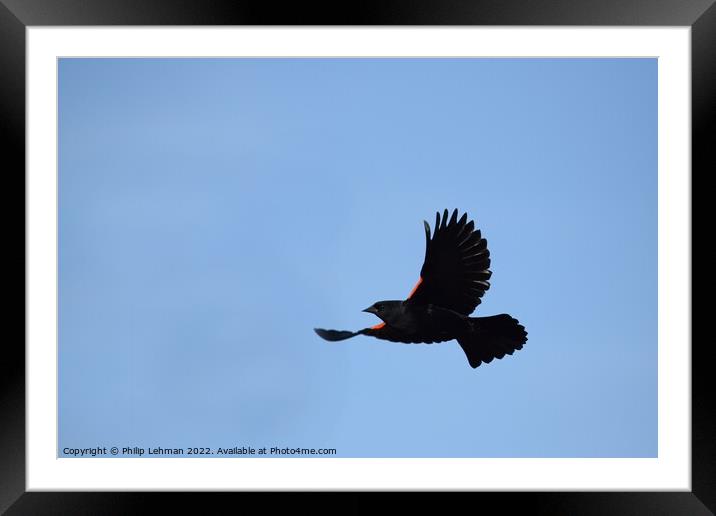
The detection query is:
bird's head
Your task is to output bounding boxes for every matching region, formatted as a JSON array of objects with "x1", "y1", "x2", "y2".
[{"x1": 362, "y1": 300, "x2": 403, "y2": 323}]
